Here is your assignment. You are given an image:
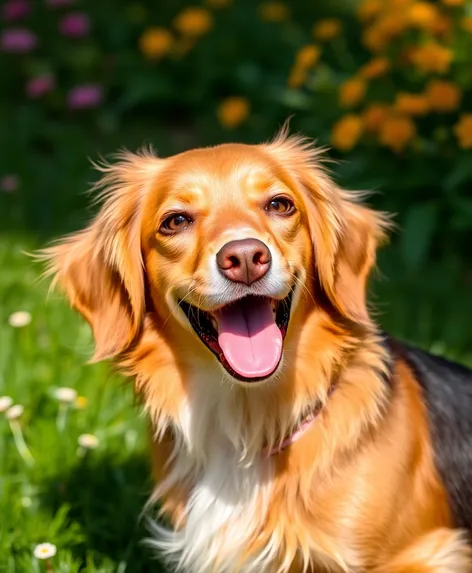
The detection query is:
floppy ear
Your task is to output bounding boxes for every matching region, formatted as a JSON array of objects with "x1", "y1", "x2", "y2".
[
  {"x1": 39, "y1": 149, "x2": 162, "y2": 361},
  {"x1": 328, "y1": 198, "x2": 389, "y2": 324},
  {"x1": 263, "y1": 129, "x2": 390, "y2": 326}
]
